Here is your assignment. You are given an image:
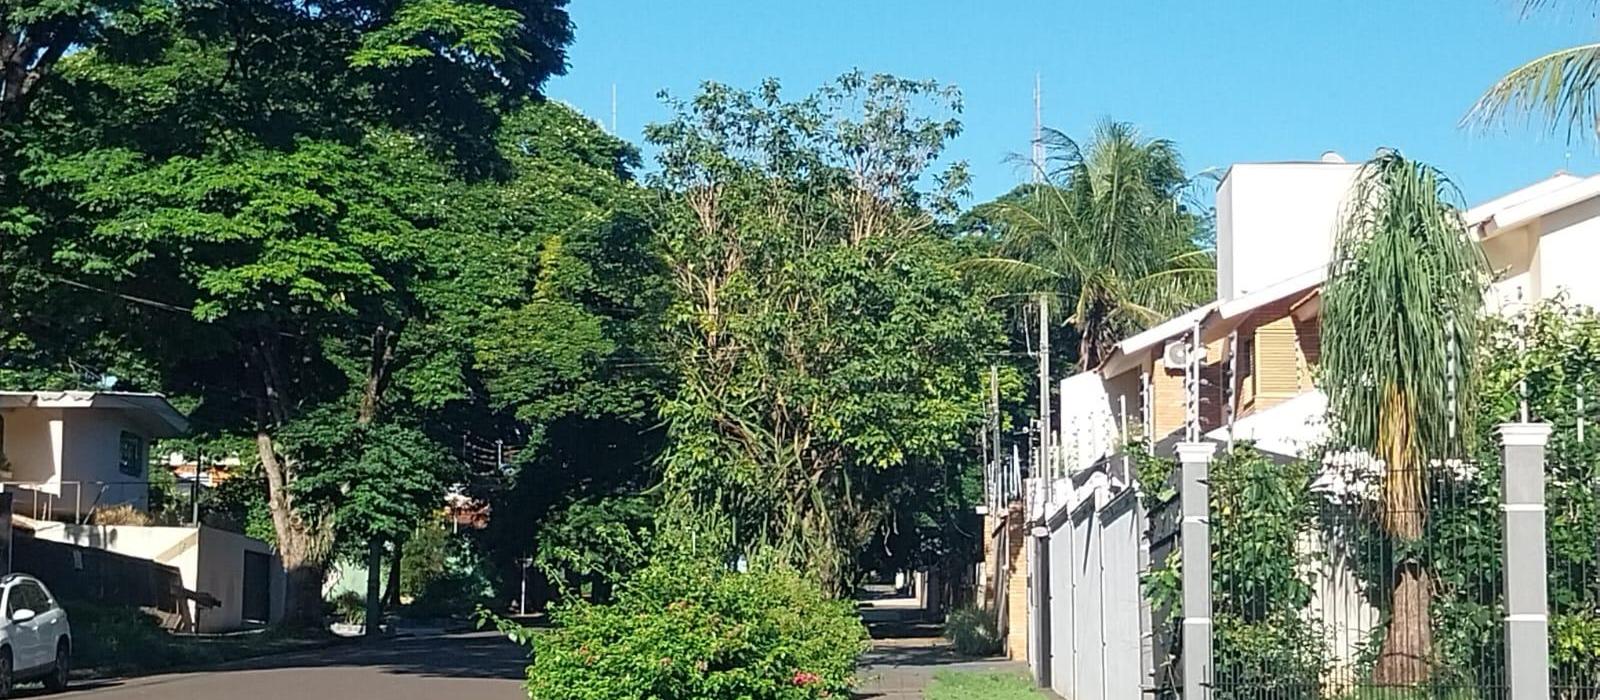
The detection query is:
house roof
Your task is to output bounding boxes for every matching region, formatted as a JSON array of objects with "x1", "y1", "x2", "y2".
[
  {"x1": 1466, "y1": 172, "x2": 1600, "y2": 238},
  {"x1": 1216, "y1": 266, "x2": 1324, "y2": 320},
  {"x1": 1098, "y1": 303, "x2": 1218, "y2": 376},
  {"x1": 1204, "y1": 389, "x2": 1328, "y2": 459},
  {"x1": 0, "y1": 391, "x2": 189, "y2": 437},
  {"x1": 1097, "y1": 269, "x2": 1322, "y2": 377}
]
